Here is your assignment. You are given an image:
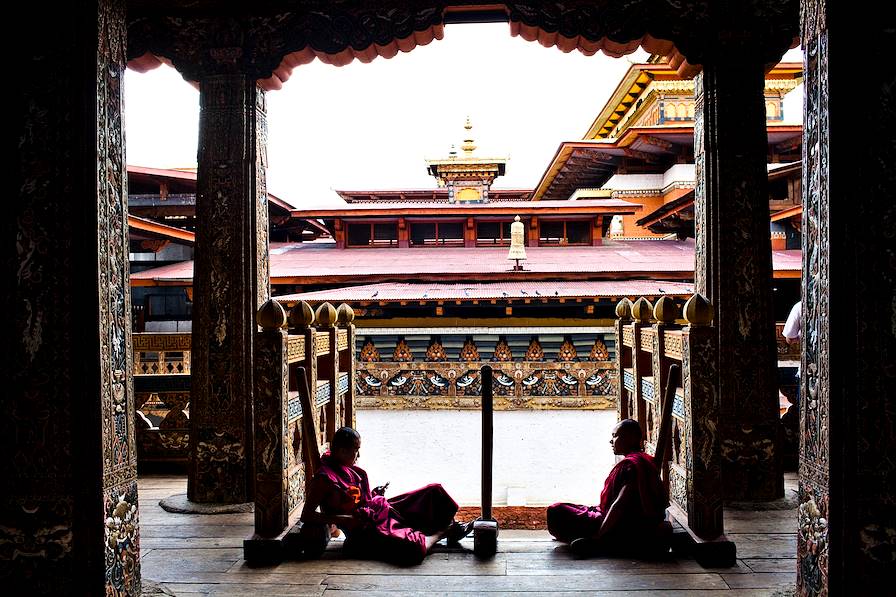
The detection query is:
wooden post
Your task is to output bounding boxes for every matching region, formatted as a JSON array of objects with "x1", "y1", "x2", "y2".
[
  {"x1": 189, "y1": 72, "x2": 269, "y2": 503},
  {"x1": 337, "y1": 304, "x2": 357, "y2": 429},
  {"x1": 615, "y1": 299, "x2": 633, "y2": 420},
  {"x1": 245, "y1": 300, "x2": 290, "y2": 563},
  {"x1": 473, "y1": 365, "x2": 498, "y2": 557},
  {"x1": 694, "y1": 56, "x2": 782, "y2": 501}
]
